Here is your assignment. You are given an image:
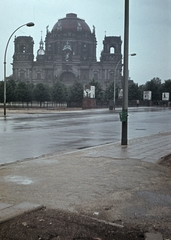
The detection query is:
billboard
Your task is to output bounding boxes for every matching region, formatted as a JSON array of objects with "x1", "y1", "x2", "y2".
[
  {"x1": 83, "y1": 85, "x2": 95, "y2": 98},
  {"x1": 118, "y1": 89, "x2": 123, "y2": 99},
  {"x1": 143, "y1": 91, "x2": 152, "y2": 100},
  {"x1": 90, "y1": 86, "x2": 95, "y2": 98},
  {"x1": 162, "y1": 92, "x2": 169, "y2": 101}
]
